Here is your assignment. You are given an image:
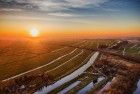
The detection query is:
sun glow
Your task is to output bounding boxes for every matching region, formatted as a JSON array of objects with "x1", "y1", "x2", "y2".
[{"x1": 30, "y1": 28, "x2": 39, "y2": 37}]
